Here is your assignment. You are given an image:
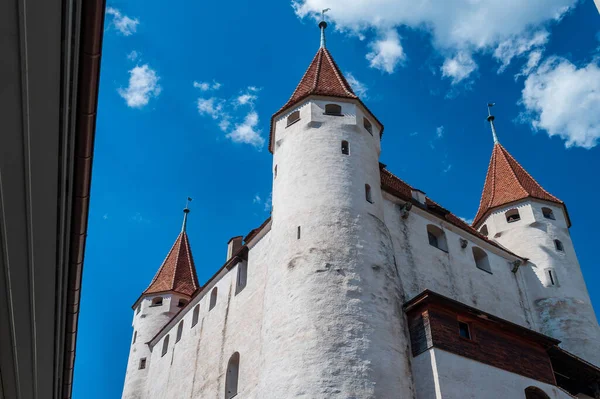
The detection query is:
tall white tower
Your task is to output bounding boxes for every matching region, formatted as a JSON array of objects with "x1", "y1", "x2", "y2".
[
  {"x1": 473, "y1": 109, "x2": 600, "y2": 366},
  {"x1": 257, "y1": 20, "x2": 415, "y2": 398},
  {"x1": 121, "y1": 207, "x2": 199, "y2": 399}
]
